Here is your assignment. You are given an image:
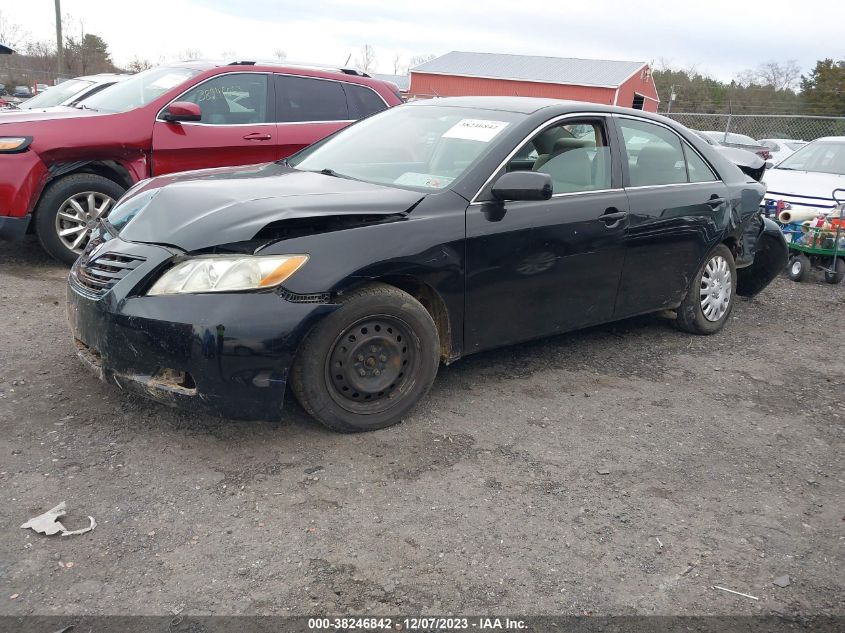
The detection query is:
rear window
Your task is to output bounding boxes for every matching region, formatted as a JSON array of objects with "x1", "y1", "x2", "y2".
[
  {"x1": 345, "y1": 83, "x2": 388, "y2": 118},
  {"x1": 275, "y1": 75, "x2": 348, "y2": 123}
]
